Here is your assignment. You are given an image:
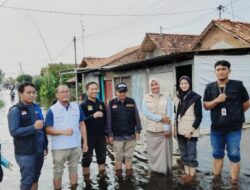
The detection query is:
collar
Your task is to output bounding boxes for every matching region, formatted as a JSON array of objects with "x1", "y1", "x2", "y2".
[
  {"x1": 56, "y1": 100, "x2": 71, "y2": 110},
  {"x1": 115, "y1": 97, "x2": 127, "y2": 103},
  {"x1": 87, "y1": 97, "x2": 98, "y2": 104}
]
